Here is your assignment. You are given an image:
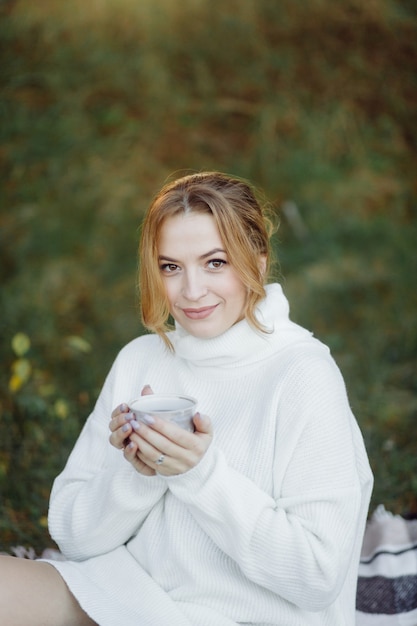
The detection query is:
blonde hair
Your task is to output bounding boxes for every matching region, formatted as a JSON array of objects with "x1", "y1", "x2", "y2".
[{"x1": 139, "y1": 171, "x2": 276, "y2": 348}]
